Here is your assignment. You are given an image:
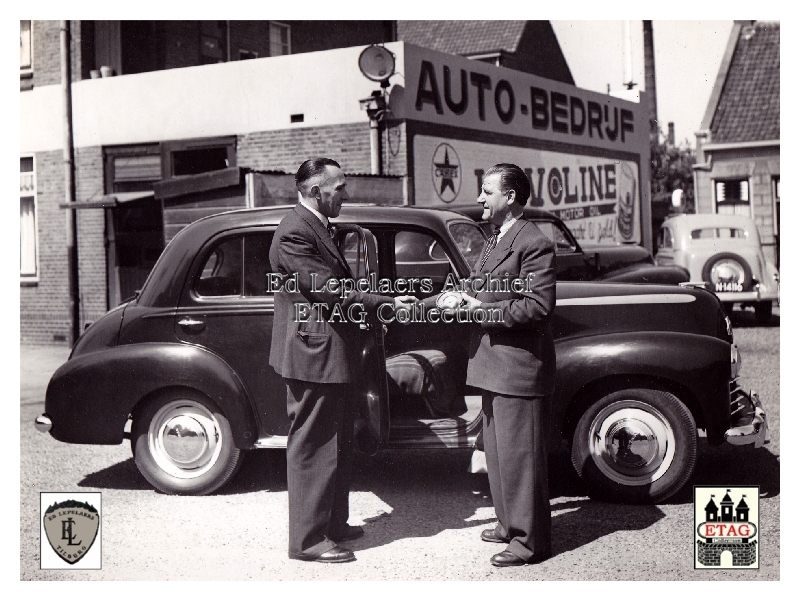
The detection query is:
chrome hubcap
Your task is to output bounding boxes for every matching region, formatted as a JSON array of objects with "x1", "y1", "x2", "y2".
[
  {"x1": 588, "y1": 400, "x2": 675, "y2": 486},
  {"x1": 148, "y1": 400, "x2": 222, "y2": 479}
]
